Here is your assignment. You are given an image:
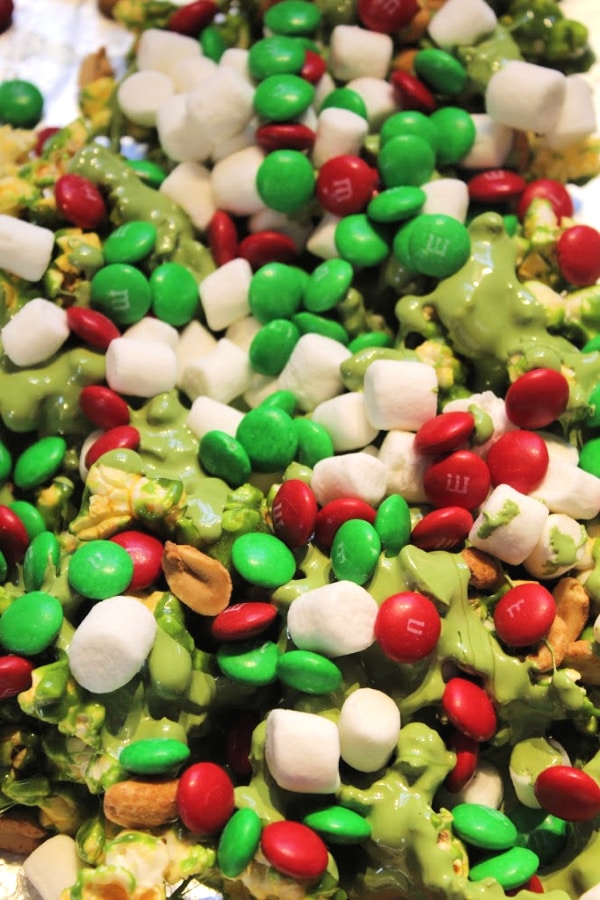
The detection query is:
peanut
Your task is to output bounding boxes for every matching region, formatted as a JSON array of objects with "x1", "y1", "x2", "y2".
[
  {"x1": 552, "y1": 577, "x2": 590, "y2": 643},
  {"x1": 103, "y1": 777, "x2": 179, "y2": 829},
  {"x1": 162, "y1": 541, "x2": 232, "y2": 616},
  {"x1": 528, "y1": 614, "x2": 569, "y2": 672},
  {"x1": 461, "y1": 547, "x2": 505, "y2": 592},
  {"x1": 0, "y1": 808, "x2": 47, "y2": 855},
  {"x1": 563, "y1": 640, "x2": 600, "y2": 686}
]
